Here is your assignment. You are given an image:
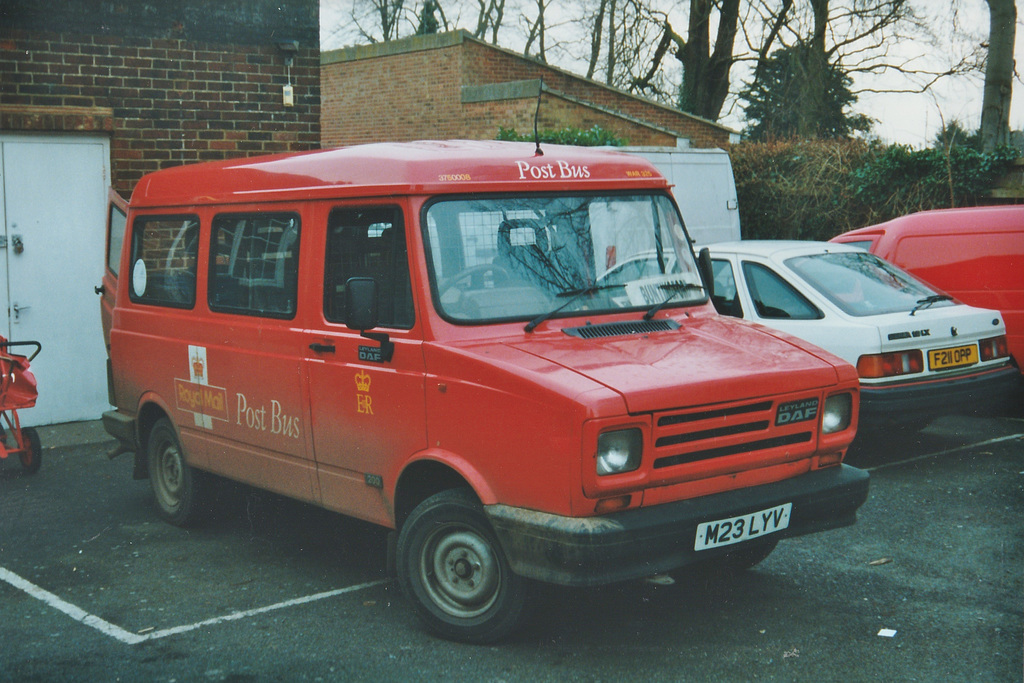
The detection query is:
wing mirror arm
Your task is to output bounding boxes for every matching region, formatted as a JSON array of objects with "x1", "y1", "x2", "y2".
[{"x1": 344, "y1": 277, "x2": 395, "y2": 362}]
